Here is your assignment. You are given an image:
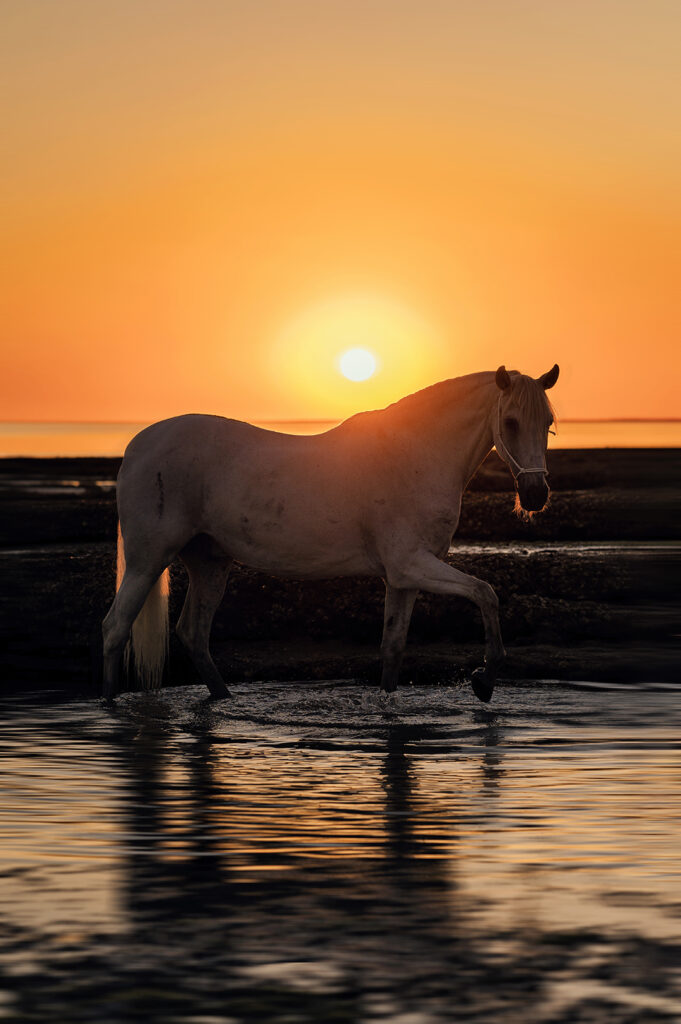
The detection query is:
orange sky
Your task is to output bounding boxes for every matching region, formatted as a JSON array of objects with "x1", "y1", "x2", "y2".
[{"x1": 2, "y1": 1, "x2": 680, "y2": 422}]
